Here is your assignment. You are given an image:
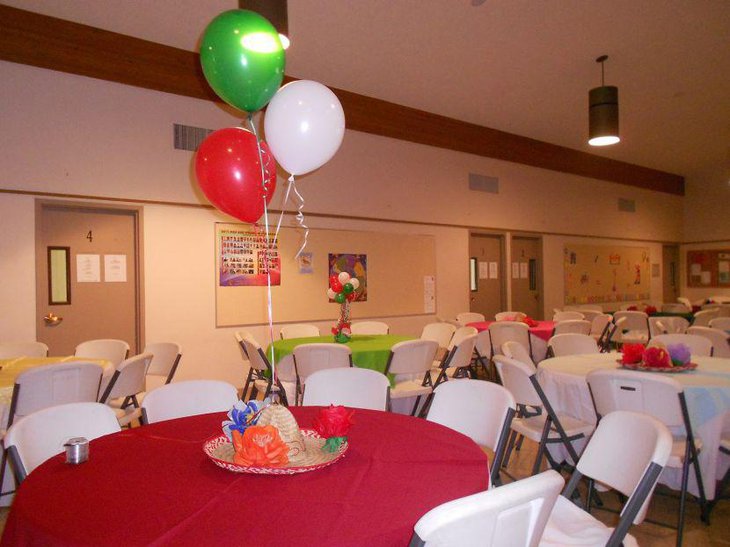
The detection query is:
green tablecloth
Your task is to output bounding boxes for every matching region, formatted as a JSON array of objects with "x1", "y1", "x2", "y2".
[
  {"x1": 651, "y1": 311, "x2": 695, "y2": 321},
  {"x1": 270, "y1": 334, "x2": 414, "y2": 374}
]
